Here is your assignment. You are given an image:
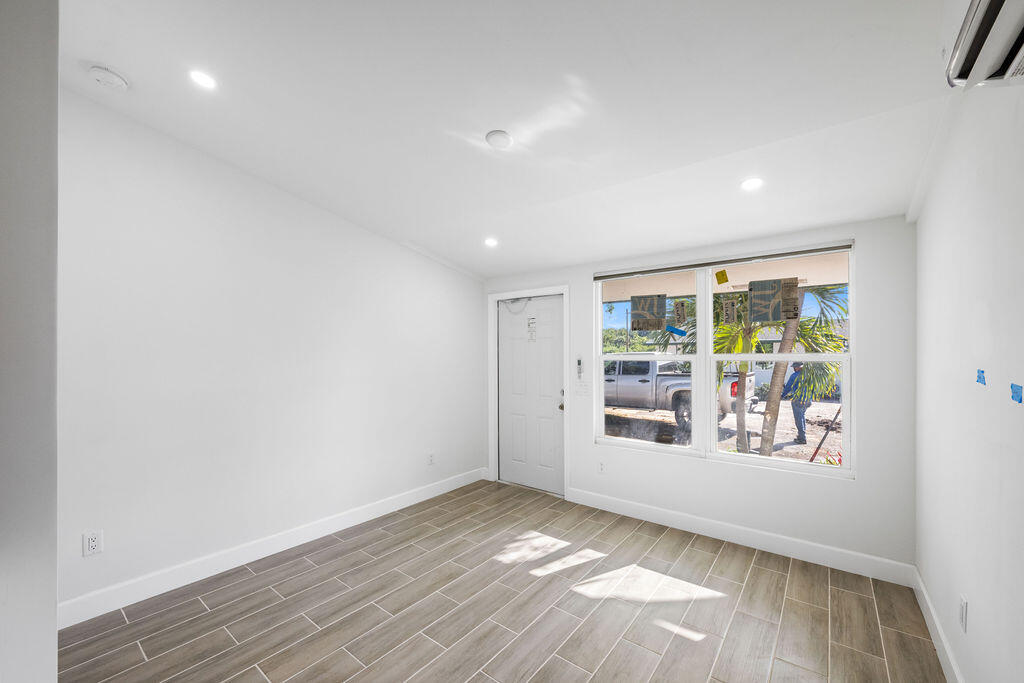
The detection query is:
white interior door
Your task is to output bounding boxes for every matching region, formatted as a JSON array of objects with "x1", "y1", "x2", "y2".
[{"x1": 498, "y1": 294, "x2": 564, "y2": 495}]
